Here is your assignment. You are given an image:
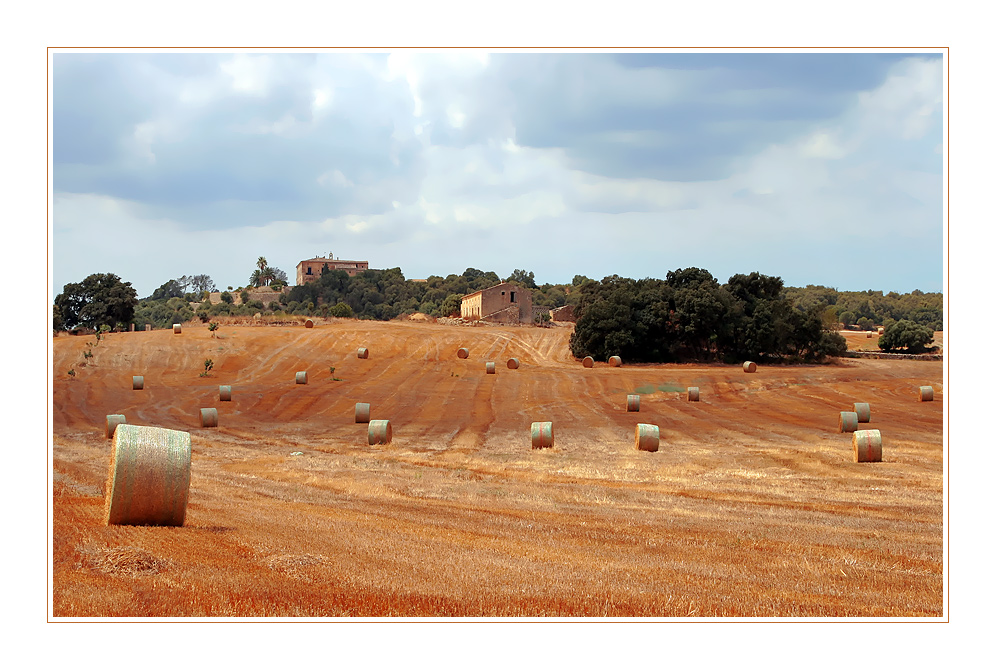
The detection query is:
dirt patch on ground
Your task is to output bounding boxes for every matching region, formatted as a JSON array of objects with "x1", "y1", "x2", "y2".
[{"x1": 52, "y1": 321, "x2": 943, "y2": 617}]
